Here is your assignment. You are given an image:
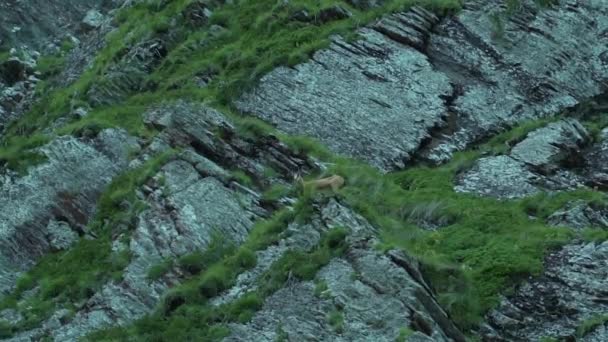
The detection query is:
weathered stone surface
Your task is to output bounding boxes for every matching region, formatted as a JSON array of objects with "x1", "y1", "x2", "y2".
[
  {"x1": 0, "y1": 129, "x2": 137, "y2": 294},
  {"x1": 0, "y1": 1, "x2": 121, "y2": 49},
  {"x1": 237, "y1": 2, "x2": 608, "y2": 170},
  {"x1": 510, "y1": 119, "x2": 590, "y2": 174},
  {"x1": 81, "y1": 9, "x2": 105, "y2": 31},
  {"x1": 86, "y1": 39, "x2": 168, "y2": 106},
  {"x1": 45, "y1": 220, "x2": 79, "y2": 251},
  {"x1": 6, "y1": 102, "x2": 316, "y2": 339},
  {"x1": 44, "y1": 161, "x2": 260, "y2": 341},
  {"x1": 485, "y1": 241, "x2": 608, "y2": 341},
  {"x1": 584, "y1": 131, "x2": 608, "y2": 189},
  {"x1": 236, "y1": 8, "x2": 450, "y2": 171},
  {"x1": 423, "y1": 0, "x2": 608, "y2": 163},
  {"x1": 548, "y1": 200, "x2": 608, "y2": 230},
  {"x1": 455, "y1": 119, "x2": 592, "y2": 199},
  {"x1": 454, "y1": 155, "x2": 540, "y2": 199},
  {"x1": 217, "y1": 199, "x2": 462, "y2": 342}
]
